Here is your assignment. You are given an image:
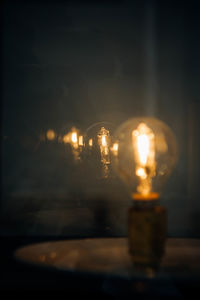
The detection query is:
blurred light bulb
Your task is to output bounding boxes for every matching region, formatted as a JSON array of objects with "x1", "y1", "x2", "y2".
[
  {"x1": 71, "y1": 131, "x2": 78, "y2": 146},
  {"x1": 88, "y1": 138, "x2": 93, "y2": 147},
  {"x1": 63, "y1": 134, "x2": 70, "y2": 144},
  {"x1": 62, "y1": 127, "x2": 82, "y2": 161},
  {"x1": 112, "y1": 117, "x2": 178, "y2": 200},
  {"x1": 46, "y1": 129, "x2": 56, "y2": 141},
  {"x1": 97, "y1": 126, "x2": 111, "y2": 165},
  {"x1": 84, "y1": 122, "x2": 114, "y2": 179},
  {"x1": 78, "y1": 135, "x2": 84, "y2": 147}
]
